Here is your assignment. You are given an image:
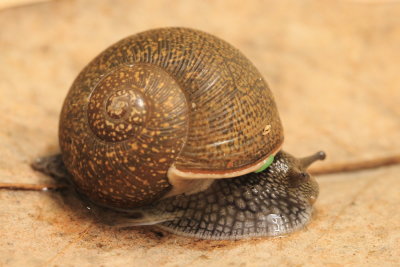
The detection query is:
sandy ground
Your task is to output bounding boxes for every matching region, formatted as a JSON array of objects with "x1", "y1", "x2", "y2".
[{"x1": 1, "y1": 0, "x2": 399, "y2": 266}]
